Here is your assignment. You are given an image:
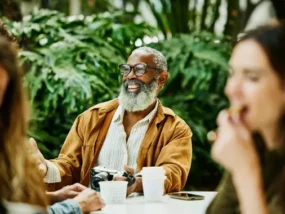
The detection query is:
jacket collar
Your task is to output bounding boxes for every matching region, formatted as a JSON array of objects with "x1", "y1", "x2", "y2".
[
  {"x1": 90, "y1": 98, "x2": 176, "y2": 122},
  {"x1": 91, "y1": 99, "x2": 119, "y2": 114}
]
